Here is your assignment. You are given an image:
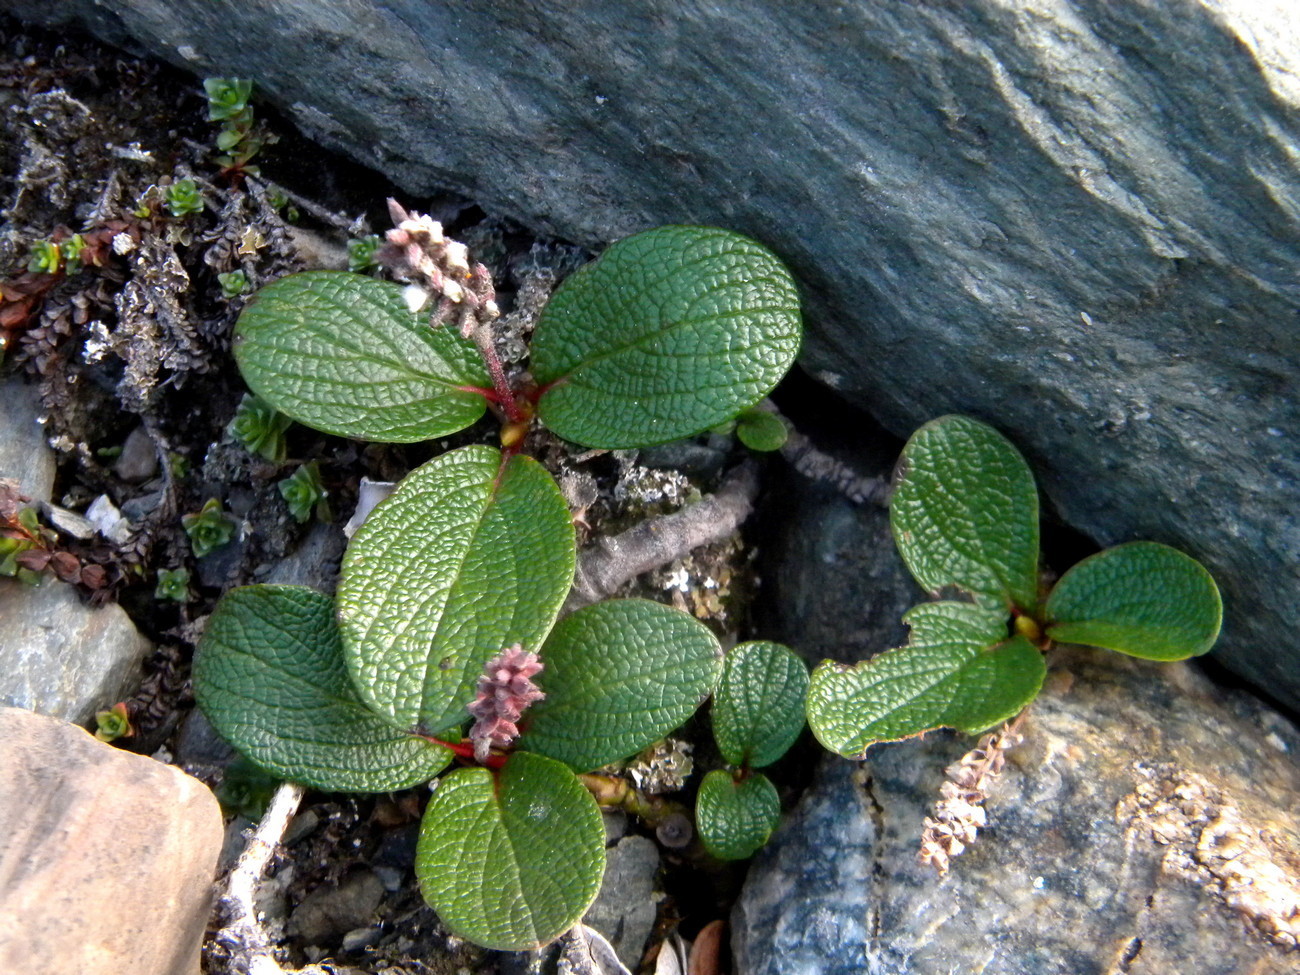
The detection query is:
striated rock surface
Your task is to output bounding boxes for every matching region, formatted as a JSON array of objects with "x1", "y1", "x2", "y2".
[
  {"x1": 0, "y1": 706, "x2": 223, "y2": 975},
  {"x1": 0, "y1": 374, "x2": 55, "y2": 502},
  {"x1": 733, "y1": 647, "x2": 1300, "y2": 974},
  {"x1": 6, "y1": 0, "x2": 1299, "y2": 706},
  {"x1": 0, "y1": 576, "x2": 153, "y2": 723}
]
